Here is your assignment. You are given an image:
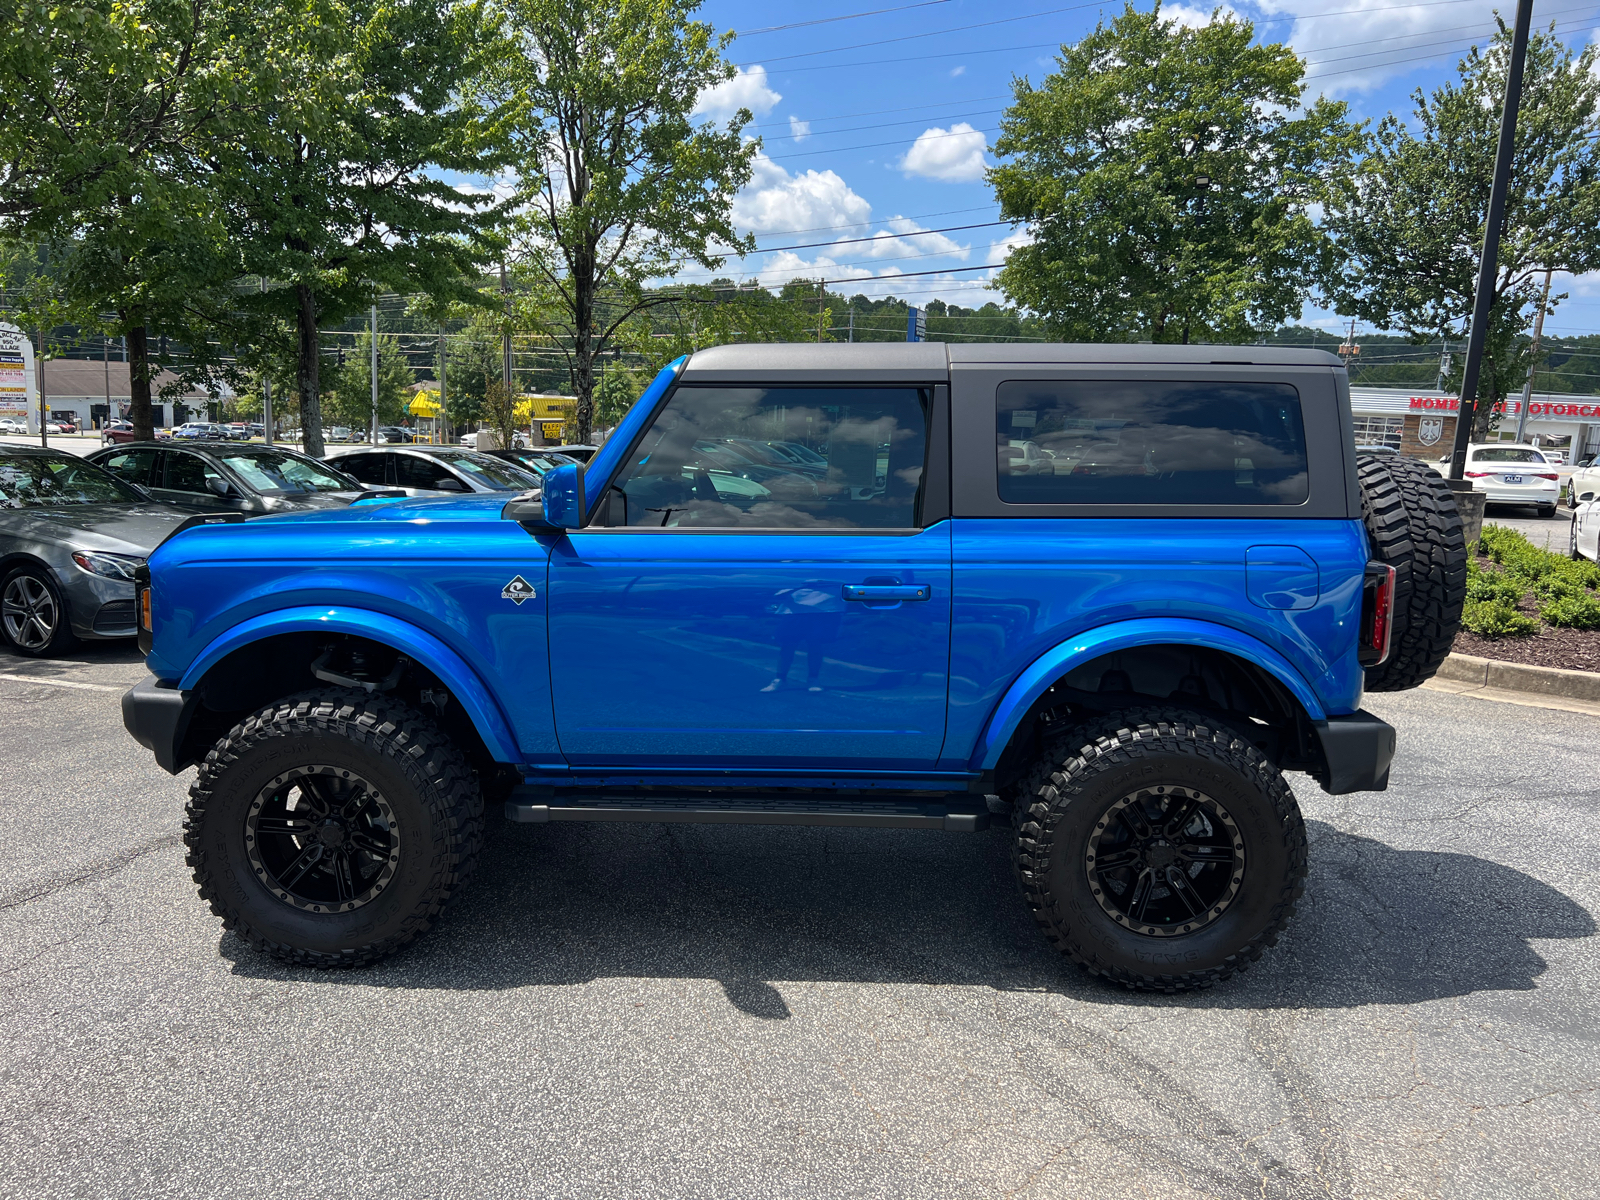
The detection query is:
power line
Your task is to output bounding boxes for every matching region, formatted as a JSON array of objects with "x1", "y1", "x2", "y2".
[
  {"x1": 717, "y1": 220, "x2": 1007, "y2": 256},
  {"x1": 738, "y1": 4, "x2": 1093, "y2": 69},
  {"x1": 735, "y1": 0, "x2": 952, "y2": 38}
]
